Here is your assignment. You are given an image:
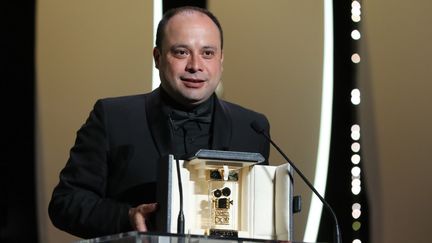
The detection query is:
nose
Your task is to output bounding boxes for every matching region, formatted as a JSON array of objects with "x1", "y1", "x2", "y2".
[{"x1": 185, "y1": 54, "x2": 203, "y2": 73}]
